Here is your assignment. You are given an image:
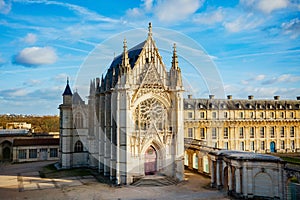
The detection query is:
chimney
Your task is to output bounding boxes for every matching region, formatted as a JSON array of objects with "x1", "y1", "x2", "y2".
[
  {"x1": 227, "y1": 95, "x2": 232, "y2": 100},
  {"x1": 297, "y1": 96, "x2": 300, "y2": 100},
  {"x1": 209, "y1": 95, "x2": 215, "y2": 99},
  {"x1": 188, "y1": 94, "x2": 193, "y2": 99},
  {"x1": 248, "y1": 95, "x2": 254, "y2": 100},
  {"x1": 274, "y1": 96, "x2": 280, "y2": 100}
]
